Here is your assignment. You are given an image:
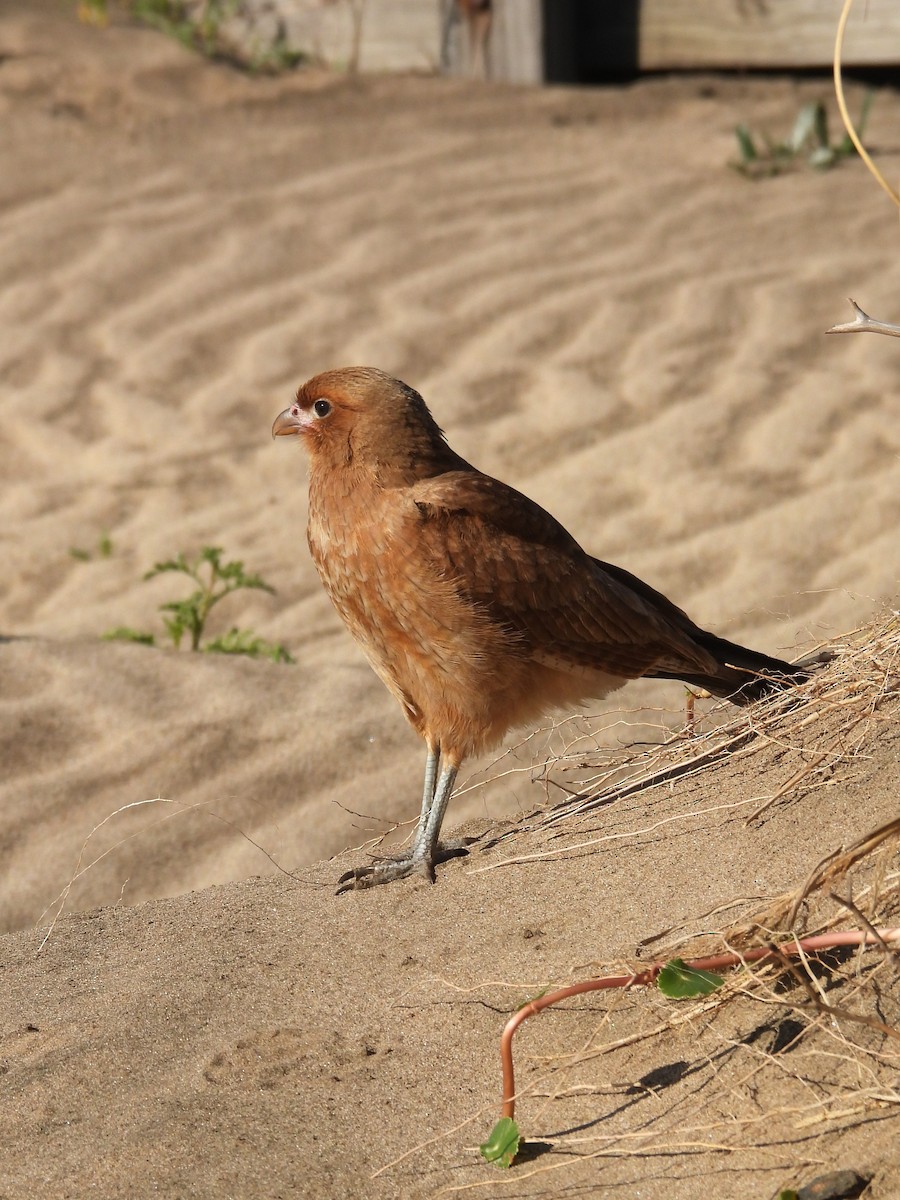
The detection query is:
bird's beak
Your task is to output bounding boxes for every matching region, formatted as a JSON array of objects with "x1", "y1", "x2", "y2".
[{"x1": 272, "y1": 407, "x2": 304, "y2": 439}]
